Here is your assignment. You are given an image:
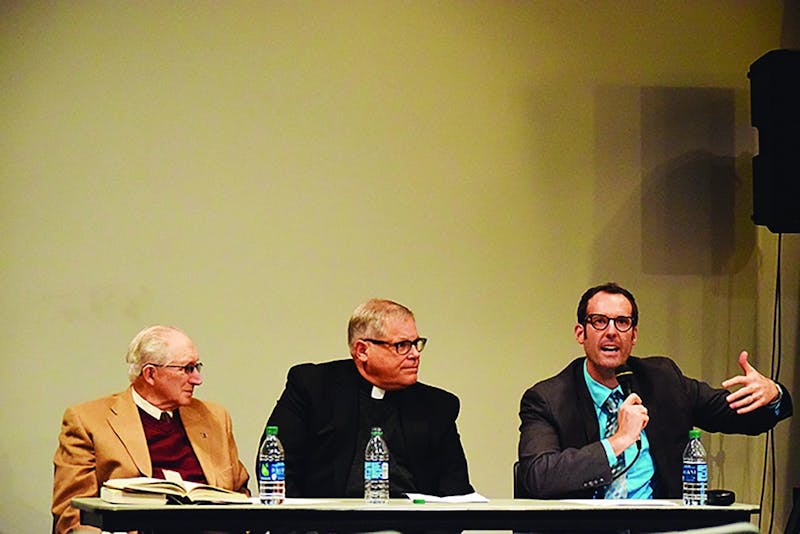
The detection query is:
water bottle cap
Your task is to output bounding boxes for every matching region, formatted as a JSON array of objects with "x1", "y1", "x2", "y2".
[
  {"x1": 689, "y1": 429, "x2": 701, "y2": 439},
  {"x1": 266, "y1": 425, "x2": 279, "y2": 436}
]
